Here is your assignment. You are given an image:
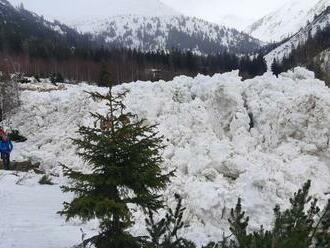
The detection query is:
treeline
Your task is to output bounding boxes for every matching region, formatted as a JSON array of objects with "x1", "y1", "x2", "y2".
[
  {"x1": 0, "y1": 49, "x2": 267, "y2": 85},
  {"x1": 277, "y1": 6, "x2": 330, "y2": 84}
]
